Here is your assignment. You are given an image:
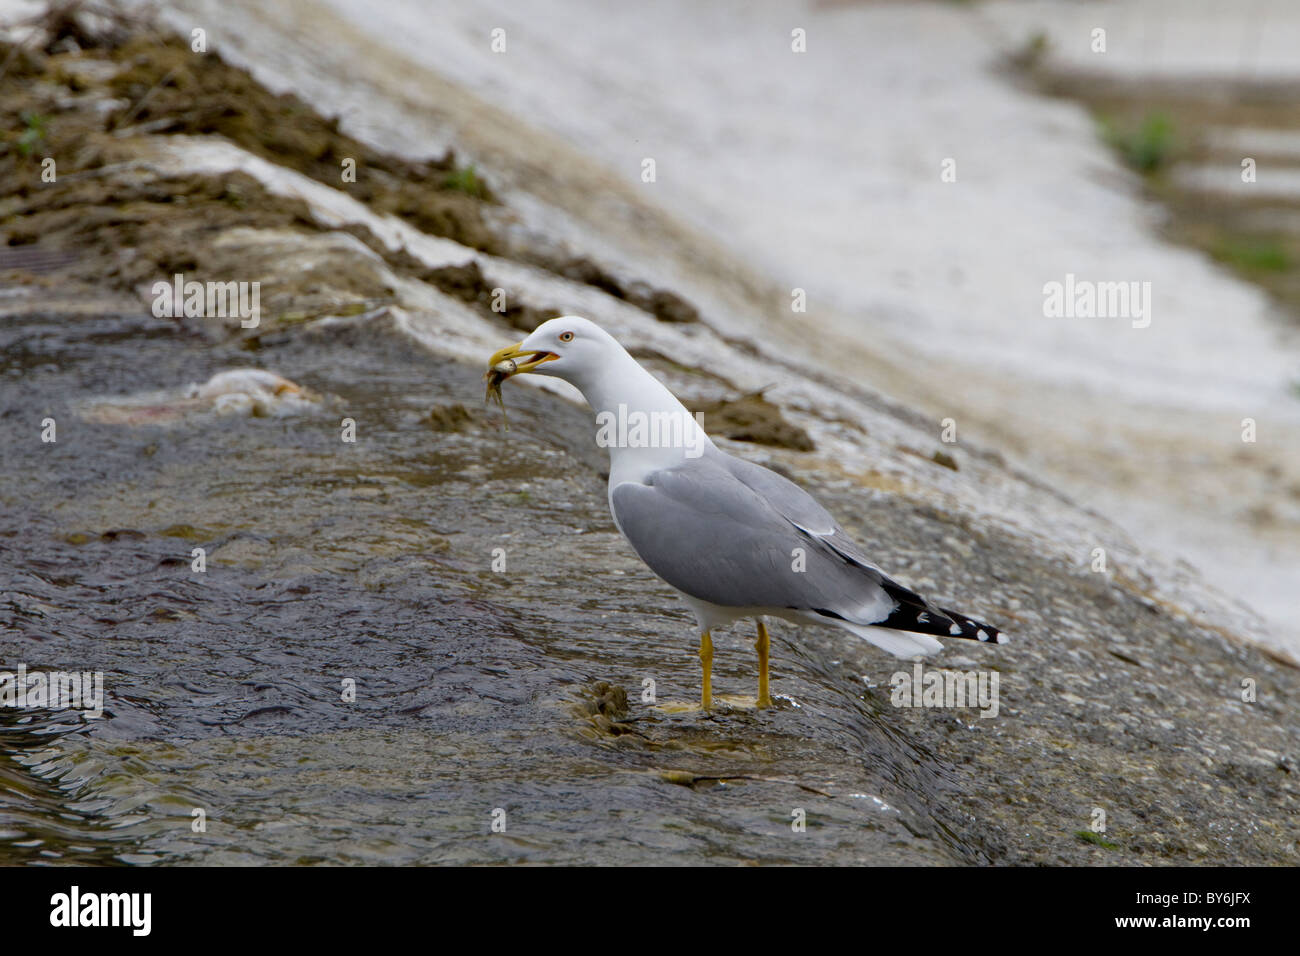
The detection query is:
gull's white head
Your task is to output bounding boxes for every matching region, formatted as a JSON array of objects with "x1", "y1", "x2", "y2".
[
  {"x1": 487, "y1": 315, "x2": 630, "y2": 394},
  {"x1": 485, "y1": 315, "x2": 712, "y2": 469}
]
